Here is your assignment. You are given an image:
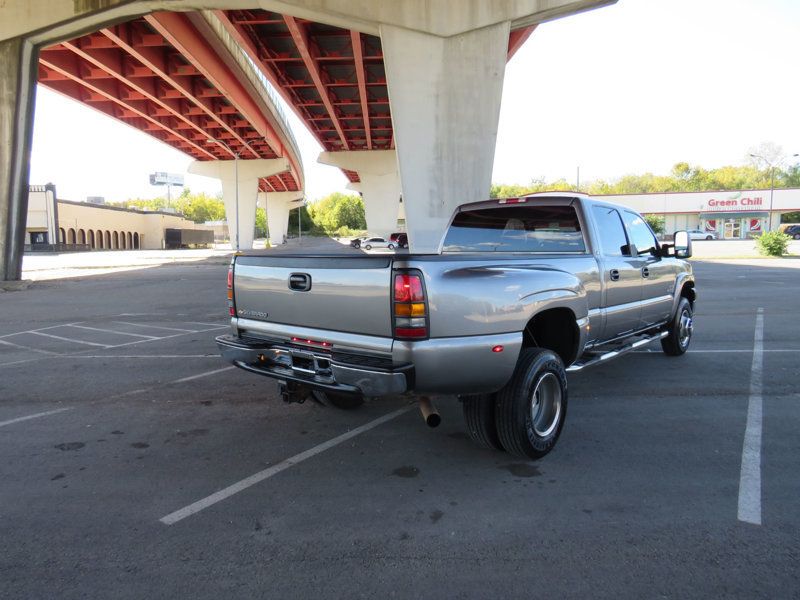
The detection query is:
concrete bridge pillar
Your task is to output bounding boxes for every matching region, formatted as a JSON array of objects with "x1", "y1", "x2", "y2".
[
  {"x1": 318, "y1": 150, "x2": 401, "y2": 238},
  {"x1": 188, "y1": 158, "x2": 291, "y2": 250},
  {"x1": 257, "y1": 190, "x2": 303, "y2": 246},
  {"x1": 380, "y1": 22, "x2": 511, "y2": 253},
  {"x1": 0, "y1": 37, "x2": 37, "y2": 280}
]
